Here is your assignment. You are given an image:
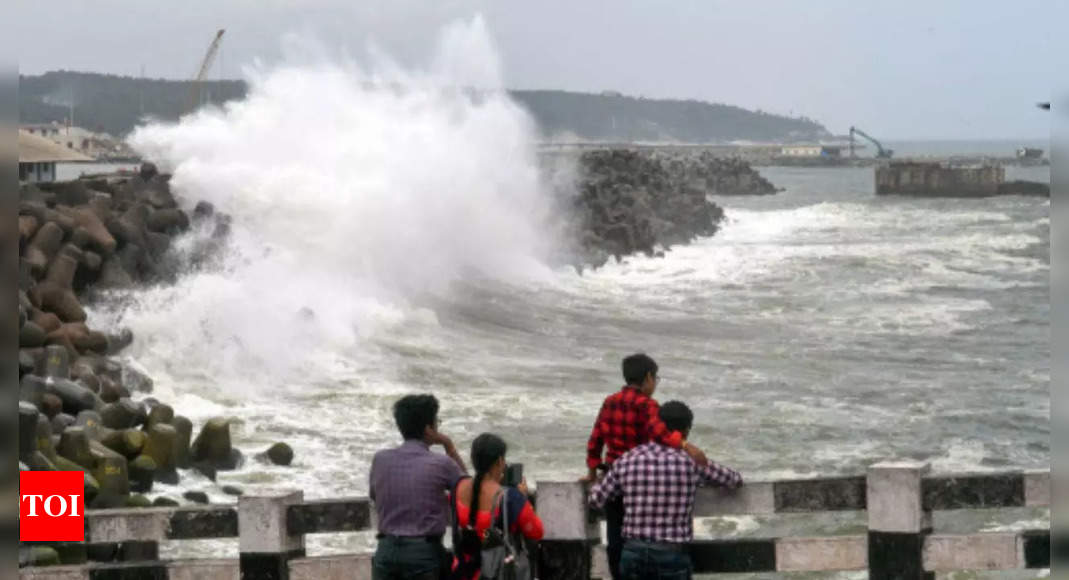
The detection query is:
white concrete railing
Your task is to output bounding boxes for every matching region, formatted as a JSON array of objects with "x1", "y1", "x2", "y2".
[{"x1": 18, "y1": 463, "x2": 1053, "y2": 579}]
